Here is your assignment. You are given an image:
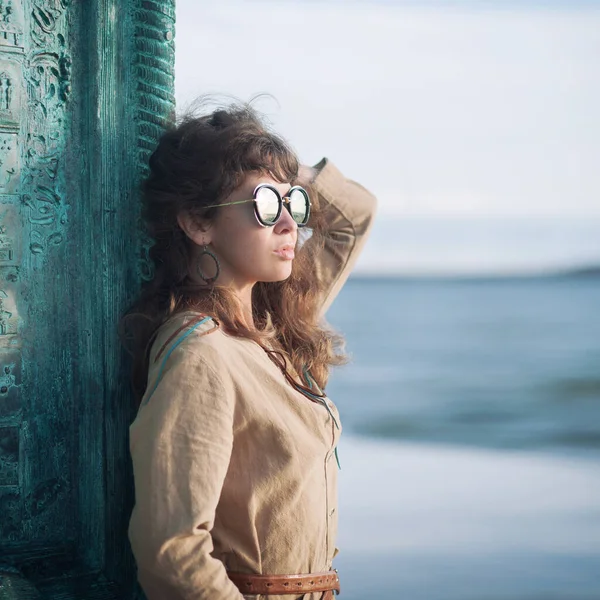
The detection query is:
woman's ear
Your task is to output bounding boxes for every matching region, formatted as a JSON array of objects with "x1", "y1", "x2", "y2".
[{"x1": 177, "y1": 211, "x2": 212, "y2": 246}]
